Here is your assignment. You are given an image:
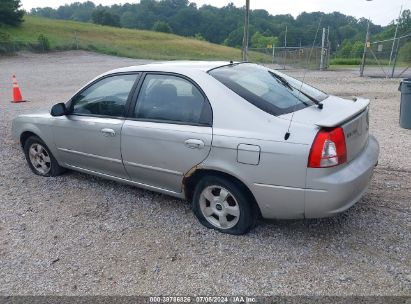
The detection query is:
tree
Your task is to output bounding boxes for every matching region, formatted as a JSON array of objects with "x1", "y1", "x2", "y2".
[
  {"x1": 30, "y1": 7, "x2": 57, "y2": 19},
  {"x1": 28, "y1": 1, "x2": 390, "y2": 52},
  {"x1": 91, "y1": 8, "x2": 120, "y2": 27},
  {"x1": 170, "y1": 6, "x2": 200, "y2": 36},
  {"x1": 398, "y1": 41, "x2": 411, "y2": 64},
  {"x1": 37, "y1": 34, "x2": 50, "y2": 51},
  {"x1": 337, "y1": 40, "x2": 353, "y2": 58},
  {"x1": 351, "y1": 41, "x2": 364, "y2": 58},
  {"x1": 120, "y1": 11, "x2": 138, "y2": 28},
  {"x1": 152, "y1": 21, "x2": 172, "y2": 33},
  {"x1": 70, "y1": 2, "x2": 95, "y2": 22},
  {"x1": 251, "y1": 31, "x2": 278, "y2": 48},
  {"x1": 338, "y1": 25, "x2": 357, "y2": 41},
  {"x1": 0, "y1": 0, "x2": 24, "y2": 26},
  {"x1": 224, "y1": 27, "x2": 246, "y2": 48},
  {"x1": 278, "y1": 26, "x2": 301, "y2": 46},
  {"x1": 56, "y1": 4, "x2": 75, "y2": 19},
  {"x1": 398, "y1": 41, "x2": 411, "y2": 63},
  {"x1": 398, "y1": 9, "x2": 411, "y2": 35},
  {"x1": 133, "y1": 1, "x2": 156, "y2": 30}
]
